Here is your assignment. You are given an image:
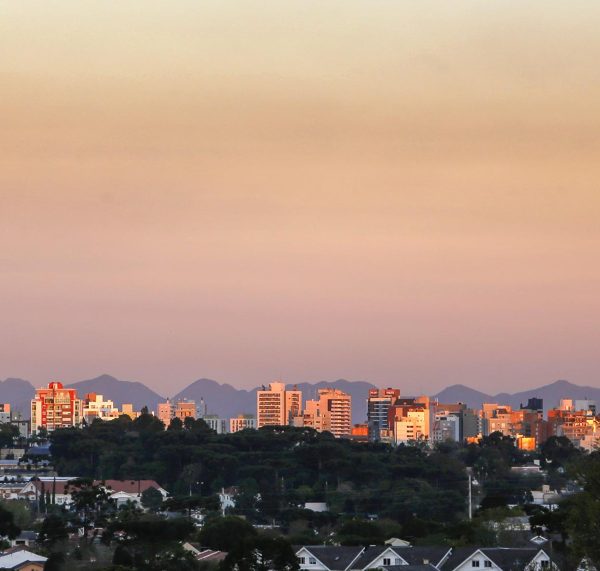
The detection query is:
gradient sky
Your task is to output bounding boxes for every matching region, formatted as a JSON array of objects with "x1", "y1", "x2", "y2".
[{"x1": 1, "y1": 1, "x2": 600, "y2": 395}]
